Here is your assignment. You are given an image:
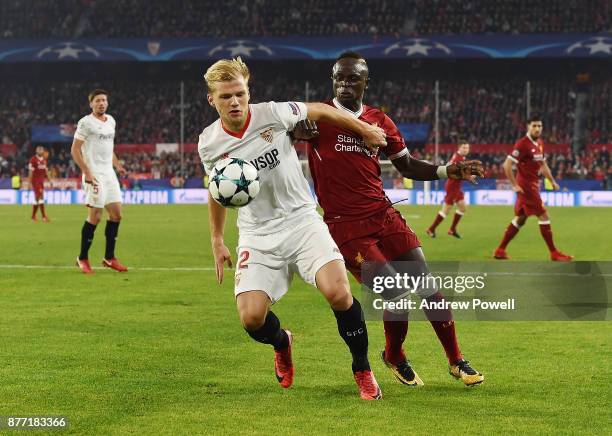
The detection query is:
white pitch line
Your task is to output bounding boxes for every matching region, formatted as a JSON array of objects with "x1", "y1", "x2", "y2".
[
  {"x1": 0, "y1": 264, "x2": 215, "y2": 271},
  {"x1": 0, "y1": 265, "x2": 610, "y2": 277}
]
